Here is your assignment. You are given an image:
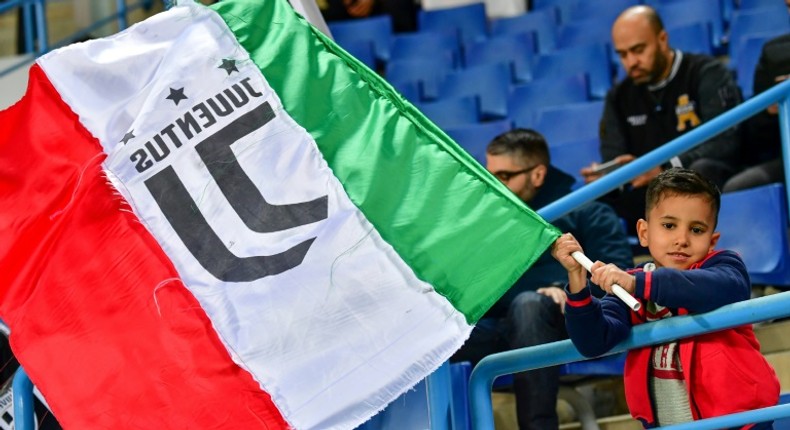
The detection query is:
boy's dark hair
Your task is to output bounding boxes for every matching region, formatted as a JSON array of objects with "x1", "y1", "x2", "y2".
[
  {"x1": 645, "y1": 168, "x2": 721, "y2": 225},
  {"x1": 486, "y1": 128, "x2": 550, "y2": 166}
]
